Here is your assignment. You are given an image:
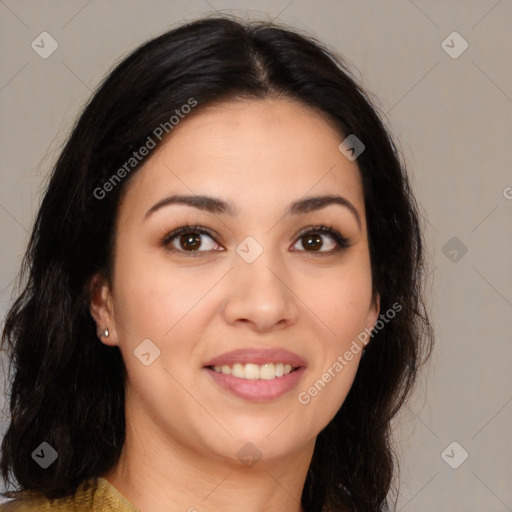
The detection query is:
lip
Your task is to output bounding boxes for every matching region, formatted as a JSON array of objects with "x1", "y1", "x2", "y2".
[
  {"x1": 203, "y1": 348, "x2": 307, "y2": 402},
  {"x1": 203, "y1": 348, "x2": 307, "y2": 368},
  {"x1": 205, "y1": 366, "x2": 306, "y2": 402}
]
